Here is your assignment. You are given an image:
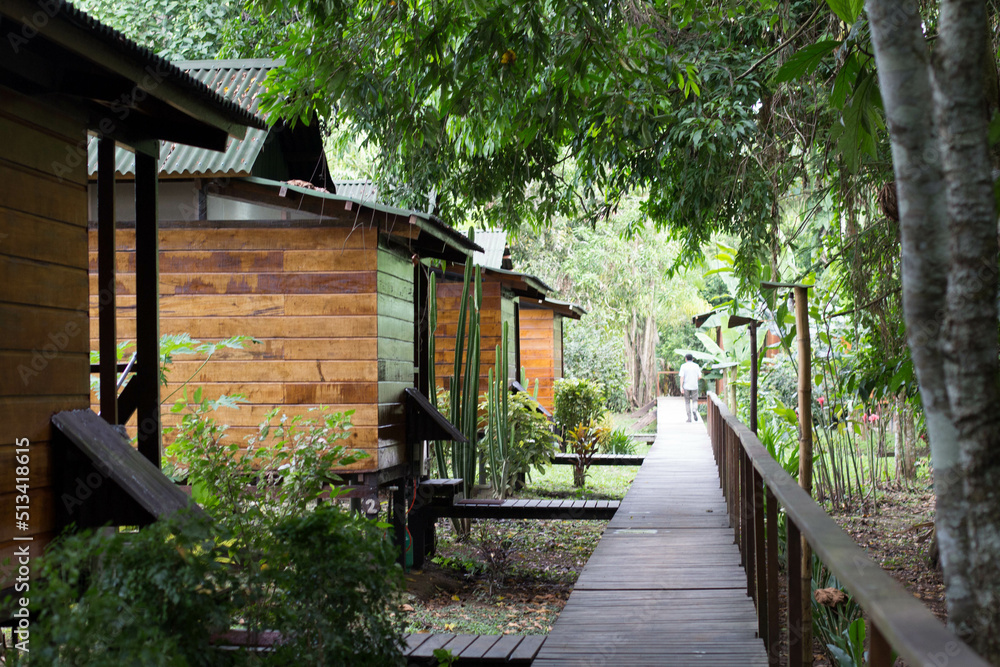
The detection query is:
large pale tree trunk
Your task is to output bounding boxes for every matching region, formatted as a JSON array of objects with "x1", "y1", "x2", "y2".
[
  {"x1": 623, "y1": 312, "x2": 659, "y2": 409},
  {"x1": 867, "y1": 0, "x2": 1000, "y2": 655}
]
